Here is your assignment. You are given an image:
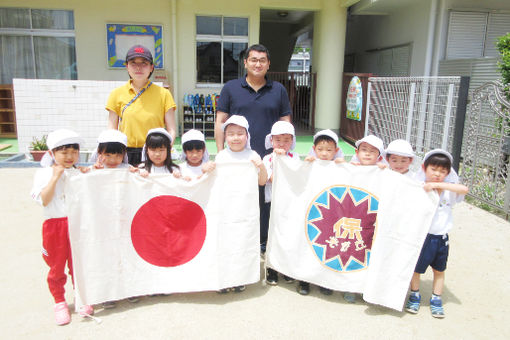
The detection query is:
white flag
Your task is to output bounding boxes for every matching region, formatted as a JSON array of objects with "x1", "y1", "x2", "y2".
[
  {"x1": 65, "y1": 163, "x2": 260, "y2": 306},
  {"x1": 266, "y1": 156, "x2": 438, "y2": 311}
]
